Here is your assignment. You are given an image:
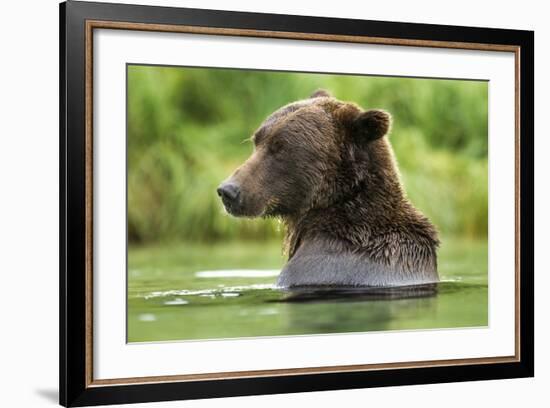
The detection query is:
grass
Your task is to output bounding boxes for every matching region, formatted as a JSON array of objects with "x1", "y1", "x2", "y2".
[{"x1": 127, "y1": 65, "x2": 488, "y2": 244}]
